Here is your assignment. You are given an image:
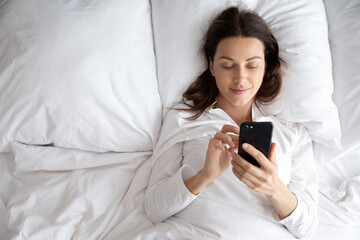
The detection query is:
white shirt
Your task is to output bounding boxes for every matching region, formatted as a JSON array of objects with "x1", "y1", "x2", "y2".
[{"x1": 145, "y1": 103, "x2": 318, "y2": 239}]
